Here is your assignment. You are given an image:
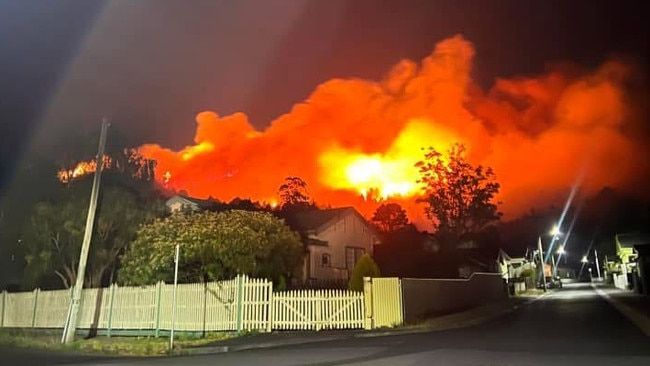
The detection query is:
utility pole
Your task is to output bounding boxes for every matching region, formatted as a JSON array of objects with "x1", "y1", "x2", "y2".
[
  {"x1": 594, "y1": 249, "x2": 602, "y2": 279},
  {"x1": 170, "y1": 244, "x2": 180, "y2": 350},
  {"x1": 551, "y1": 253, "x2": 557, "y2": 277},
  {"x1": 537, "y1": 236, "x2": 547, "y2": 292},
  {"x1": 63, "y1": 119, "x2": 110, "y2": 344}
]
